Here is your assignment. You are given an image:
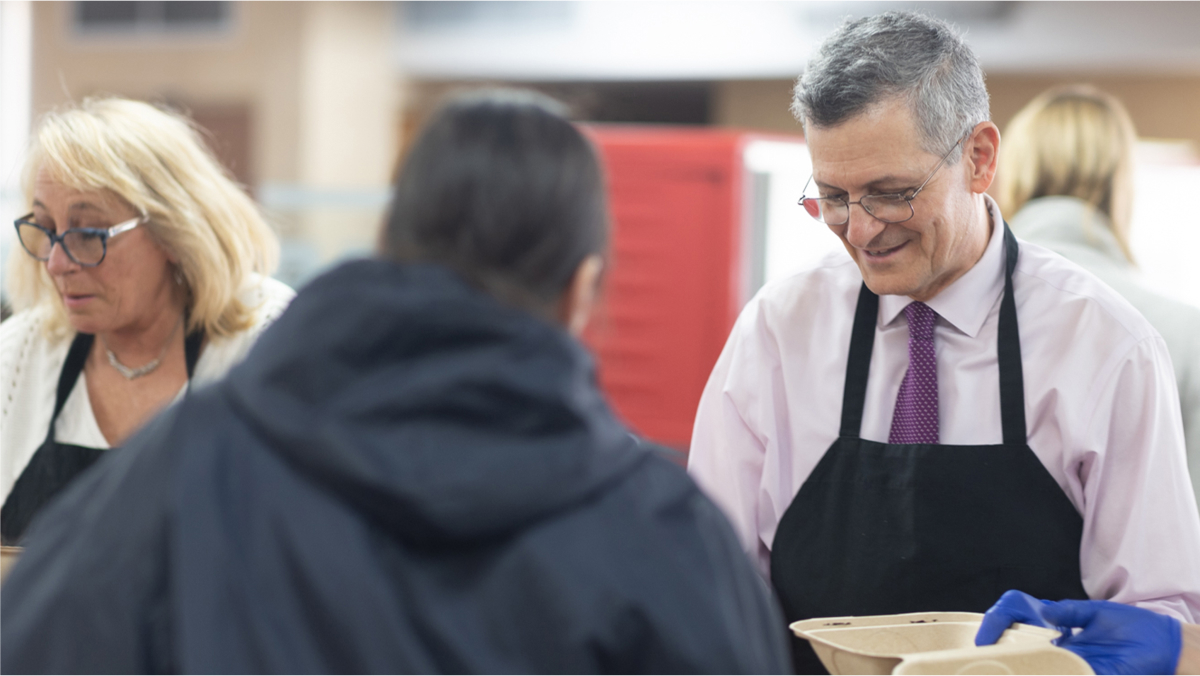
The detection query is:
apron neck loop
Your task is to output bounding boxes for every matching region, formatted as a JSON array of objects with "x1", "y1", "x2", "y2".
[
  {"x1": 184, "y1": 328, "x2": 204, "y2": 377},
  {"x1": 839, "y1": 286, "x2": 879, "y2": 439},
  {"x1": 838, "y1": 222, "x2": 1028, "y2": 445},
  {"x1": 51, "y1": 333, "x2": 94, "y2": 428},
  {"x1": 997, "y1": 223, "x2": 1027, "y2": 446},
  {"x1": 47, "y1": 323, "x2": 205, "y2": 440}
]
